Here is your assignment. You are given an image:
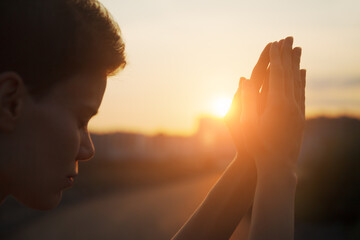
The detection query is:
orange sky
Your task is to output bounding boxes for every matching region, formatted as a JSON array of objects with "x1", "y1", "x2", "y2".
[{"x1": 88, "y1": 0, "x2": 360, "y2": 135}]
